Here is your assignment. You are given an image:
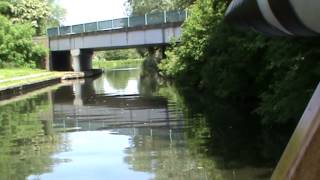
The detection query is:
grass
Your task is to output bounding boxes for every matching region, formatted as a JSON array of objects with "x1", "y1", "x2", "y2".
[
  {"x1": 0, "y1": 68, "x2": 47, "y2": 79},
  {"x1": 0, "y1": 68, "x2": 65, "y2": 89},
  {"x1": 93, "y1": 59, "x2": 144, "y2": 70}
]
